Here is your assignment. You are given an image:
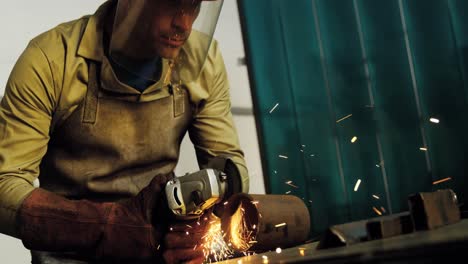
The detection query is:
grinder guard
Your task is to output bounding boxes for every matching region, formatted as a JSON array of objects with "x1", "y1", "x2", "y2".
[{"x1": 165, "y1": 157, "x2": 243, "y2": 219}]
